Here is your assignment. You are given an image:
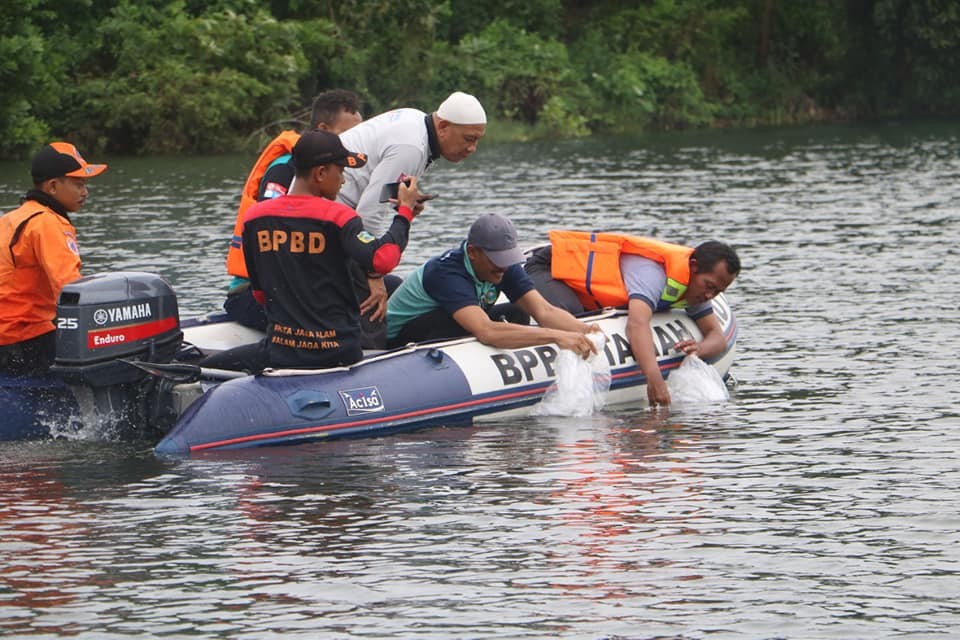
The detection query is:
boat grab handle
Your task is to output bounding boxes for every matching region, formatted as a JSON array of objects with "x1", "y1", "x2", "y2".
[{"x1": 286, "y1": 390, "x2": 335, "y2": 421}]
